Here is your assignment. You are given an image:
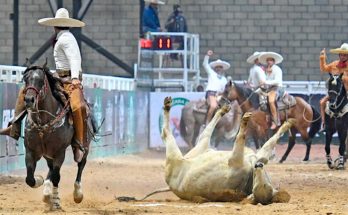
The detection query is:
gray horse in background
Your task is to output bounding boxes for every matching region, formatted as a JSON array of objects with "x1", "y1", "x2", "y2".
[{"x1": 180, "y1": 99, "x2": 241, "y2": 148}]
